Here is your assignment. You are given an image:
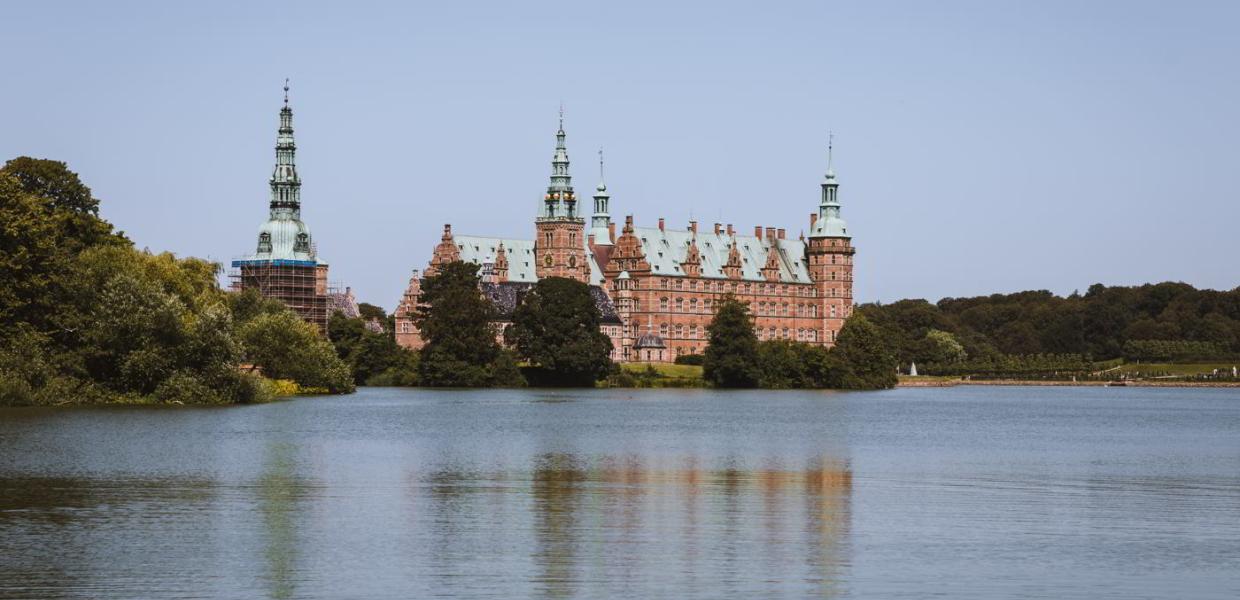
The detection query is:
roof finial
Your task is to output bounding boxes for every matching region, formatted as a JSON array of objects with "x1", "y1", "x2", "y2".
[
  {"x1": 283, "y1": 78, "x2": 290, "y2": 105},
  {"x1": 598, "y1": 147, "x2": 605, "y2": 182},
  {"x1": 827, "y1": 131, "x2": 835, "y2": 175},
  {"x1": 559, "y1": 102, "x2": 564, "y2": 131}
]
